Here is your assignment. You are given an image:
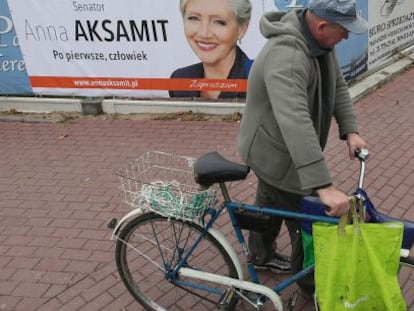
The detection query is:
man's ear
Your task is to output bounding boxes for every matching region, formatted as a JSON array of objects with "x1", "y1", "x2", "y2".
[{"x1": 316, "y1": 20, "x2": 330, "y2": 33}]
